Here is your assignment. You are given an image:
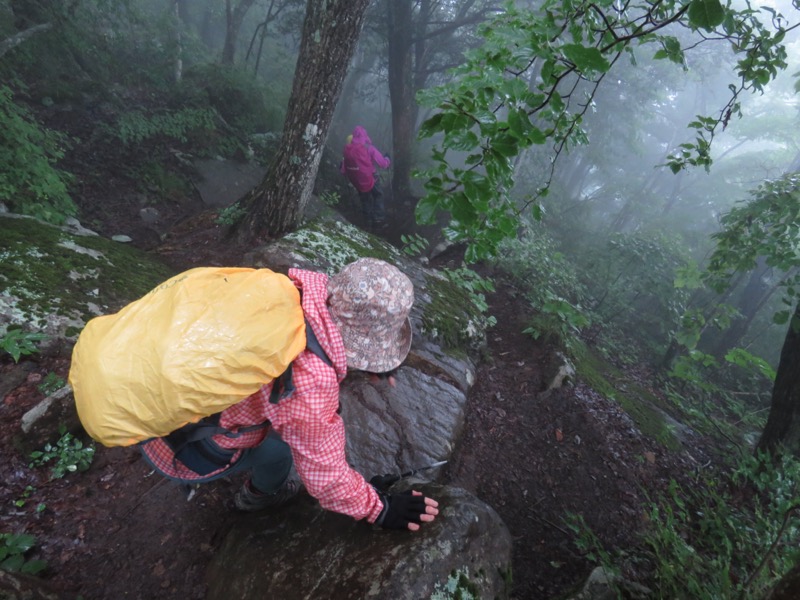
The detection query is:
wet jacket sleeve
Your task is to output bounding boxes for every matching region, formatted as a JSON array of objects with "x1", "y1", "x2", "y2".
[
  {"x1": 369, "y1": 145, "x2": 391, "y2": 169},
  {"x1": 269, "y1": 355, "x2": 384, "y2": 523}
]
